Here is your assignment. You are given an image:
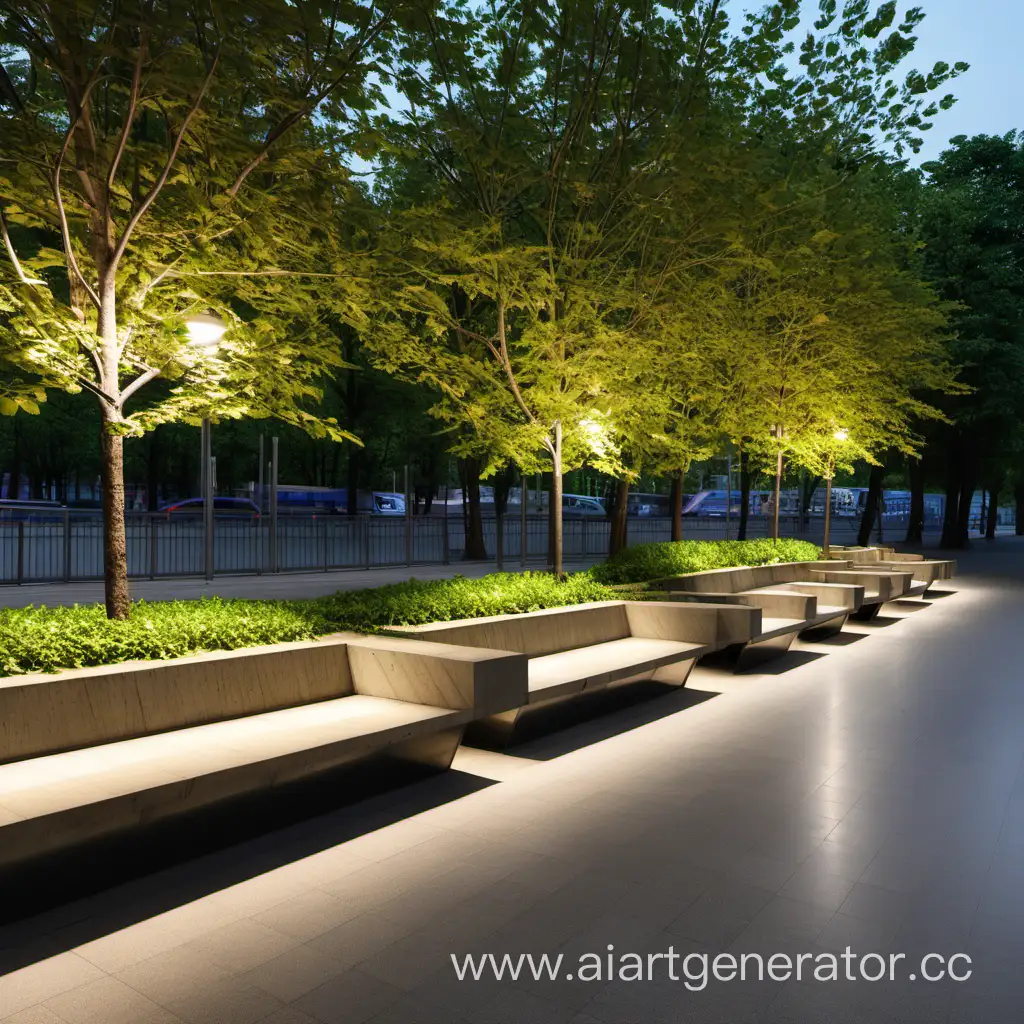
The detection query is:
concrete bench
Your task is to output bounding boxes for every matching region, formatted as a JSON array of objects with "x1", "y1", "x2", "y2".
[
  {"x1": 827, "y1": 546, "x2": 956, "y2": 586},
  {"x1": 0, "y1": 636, "x2": 525, "y2": 875},
  {"x1": 394, "y1": 601, "x2": 759, "y2": 746},
  {"x1": 646, "y1": 561, "x2": 865, "y2": 661}
]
